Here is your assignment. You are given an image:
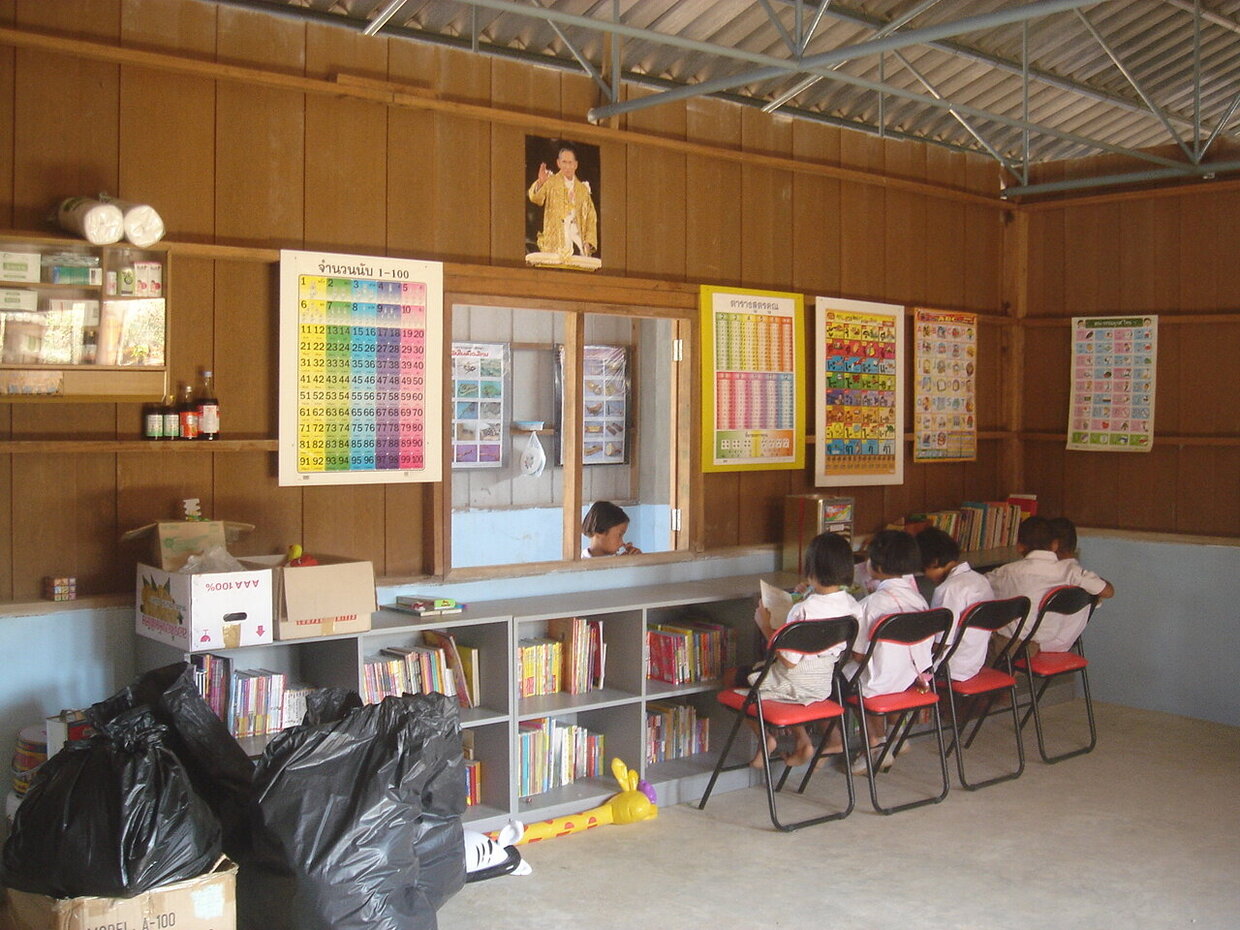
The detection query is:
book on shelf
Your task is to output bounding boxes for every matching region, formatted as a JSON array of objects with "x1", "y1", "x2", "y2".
[
  {"x1": 456, "y1": 644, "x2": 481, "y2": 707},
  {"x1": 389, "y1": 595, "x2": 465, "y2": 616},
  {"x1": 516, "y1": 637, "x2": 562, "y2": 698},
  {"x1": 646, "y1": 618, "x2": 735, "y2": 686},
  {"x1": 546, "y1": 617, "x2": 606, "y2": 695},
  {"x1": 281, "y1": 682, "x2": 315, "y2": 729},
  {"x1": 1007, "y1": 492, "x2": 1039, "y2": 521},
  {"x1": 421, "y1": 629, "x2": 474, "y2": 710},
  {"x1": 373, "y1": 643, "x2": 457, "y2": 702},
  {"x1": 517, "y1": 716, "x2": 605, "y2": 798},
  {"x1": 645, "y1": 701, "x2": 710, "y2": 765}
]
